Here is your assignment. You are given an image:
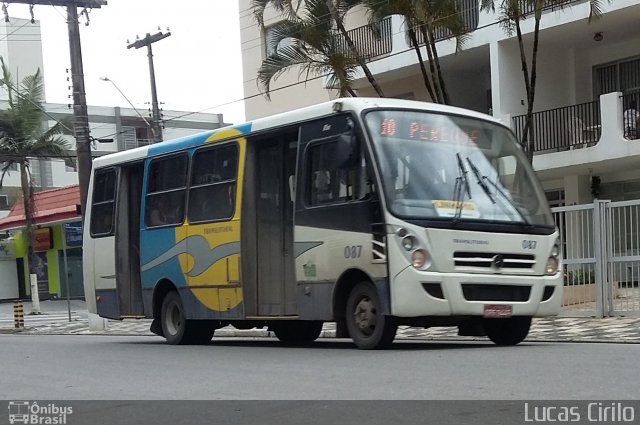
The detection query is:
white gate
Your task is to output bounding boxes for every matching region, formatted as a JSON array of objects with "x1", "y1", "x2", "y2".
[
  {"x1": 605, "y1": 200, "x2": 640, "y2": 316},
  {"x1": 552, "y1": 200, "x2": 640, "y2": 317}
]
